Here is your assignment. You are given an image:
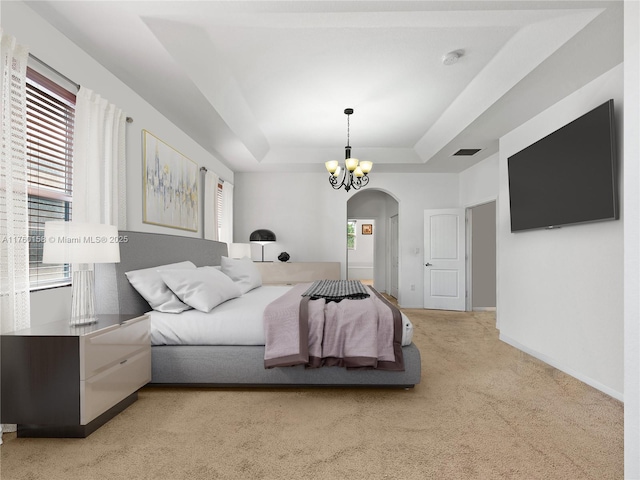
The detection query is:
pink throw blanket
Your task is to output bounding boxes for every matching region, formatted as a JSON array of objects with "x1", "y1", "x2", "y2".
[{"x1": 263, "y1": 283, "x2": 404, "y2": 371}]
